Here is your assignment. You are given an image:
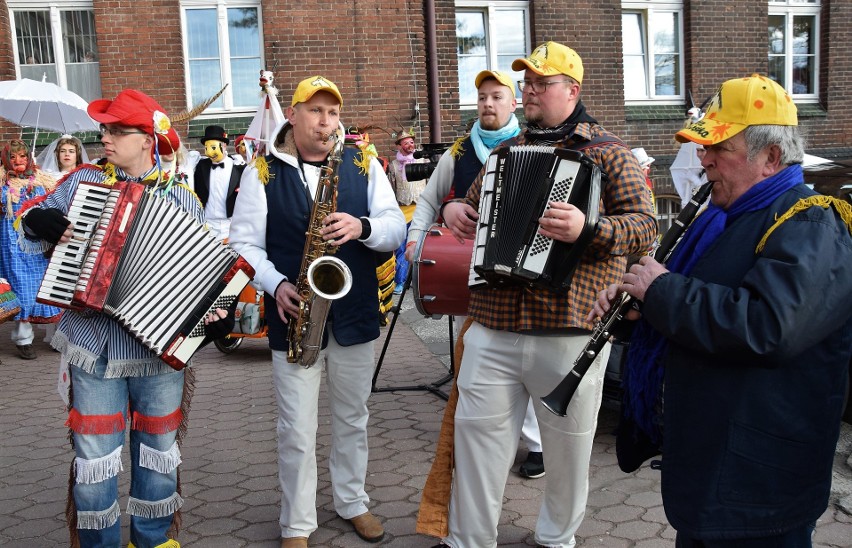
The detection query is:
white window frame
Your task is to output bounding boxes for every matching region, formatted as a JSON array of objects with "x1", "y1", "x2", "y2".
[
  {"x1": 180, "y1": 0, "x2": 264, "y2": 114},
  {"x1": 768, "y1": 0, "x2": 820, "y2": 101},
  {"x1": 8, "y1": 1, "x2": 98, "y2": 91},
  {"x1": 622, "y1": 0, "x2": 685, "y2": 106},
  {"x1": 455, "y1": 0, "x2": 531, "y2": 110}
]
